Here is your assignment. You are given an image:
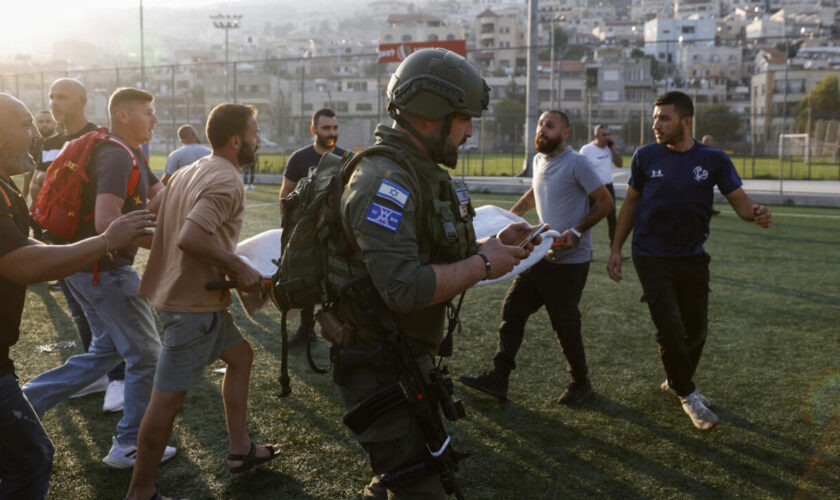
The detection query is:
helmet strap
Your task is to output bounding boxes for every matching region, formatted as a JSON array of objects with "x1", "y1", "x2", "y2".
[{"x1": 389, "y1": 107, "x2": 455, "y2": 168}]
